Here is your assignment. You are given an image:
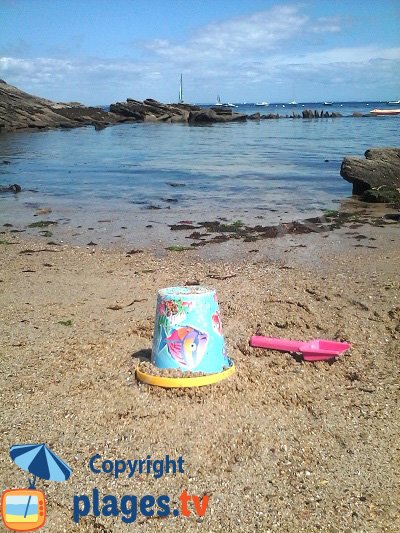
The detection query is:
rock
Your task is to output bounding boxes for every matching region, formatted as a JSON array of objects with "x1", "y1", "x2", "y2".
[
  {"x1": 0, "y1": 183, "x2": 21, "y2": 193},
  {"x1": 384, "y1": 213, "x2": 400, "y2": 221},
  {"x1": 302, "y1": 109, "x2": 314, "y2": 118},
  {"x1": 340, "y1": 147, "x2": 400, "y2": 202},
  {"x1": 188, "y1": 108, "x2": 246, "y2": 124},
  {"x1": 189, "y1": 109, "x2": 218, "y2": 123},
  {"x1": 301, "y1": 109, "x2": 341, "y2": 119},
  {"x1": 109, "y1": 101, "x2": 146, "y2": 120},
  {"x1": 0, "y1": 79, "x2": 122, "y2": 132},
  {"x1": 361, "y1": 188, "x2": 400, "y2": 203},
  {"x1": 110, "y1": 98, "x2": 195, "y2": 123},
  {"x1": 54, "y1": 106, "x2": 115, "y2": 126},
  {"x1": 209, "y1": 106, "x2": 233, "y2": 115},
  {"x1": 230, "y1": 113, "x2": 247, "y2": 122},
  {"x1": 0, "y1": 80, "x2": 344, "y2": 133}
]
